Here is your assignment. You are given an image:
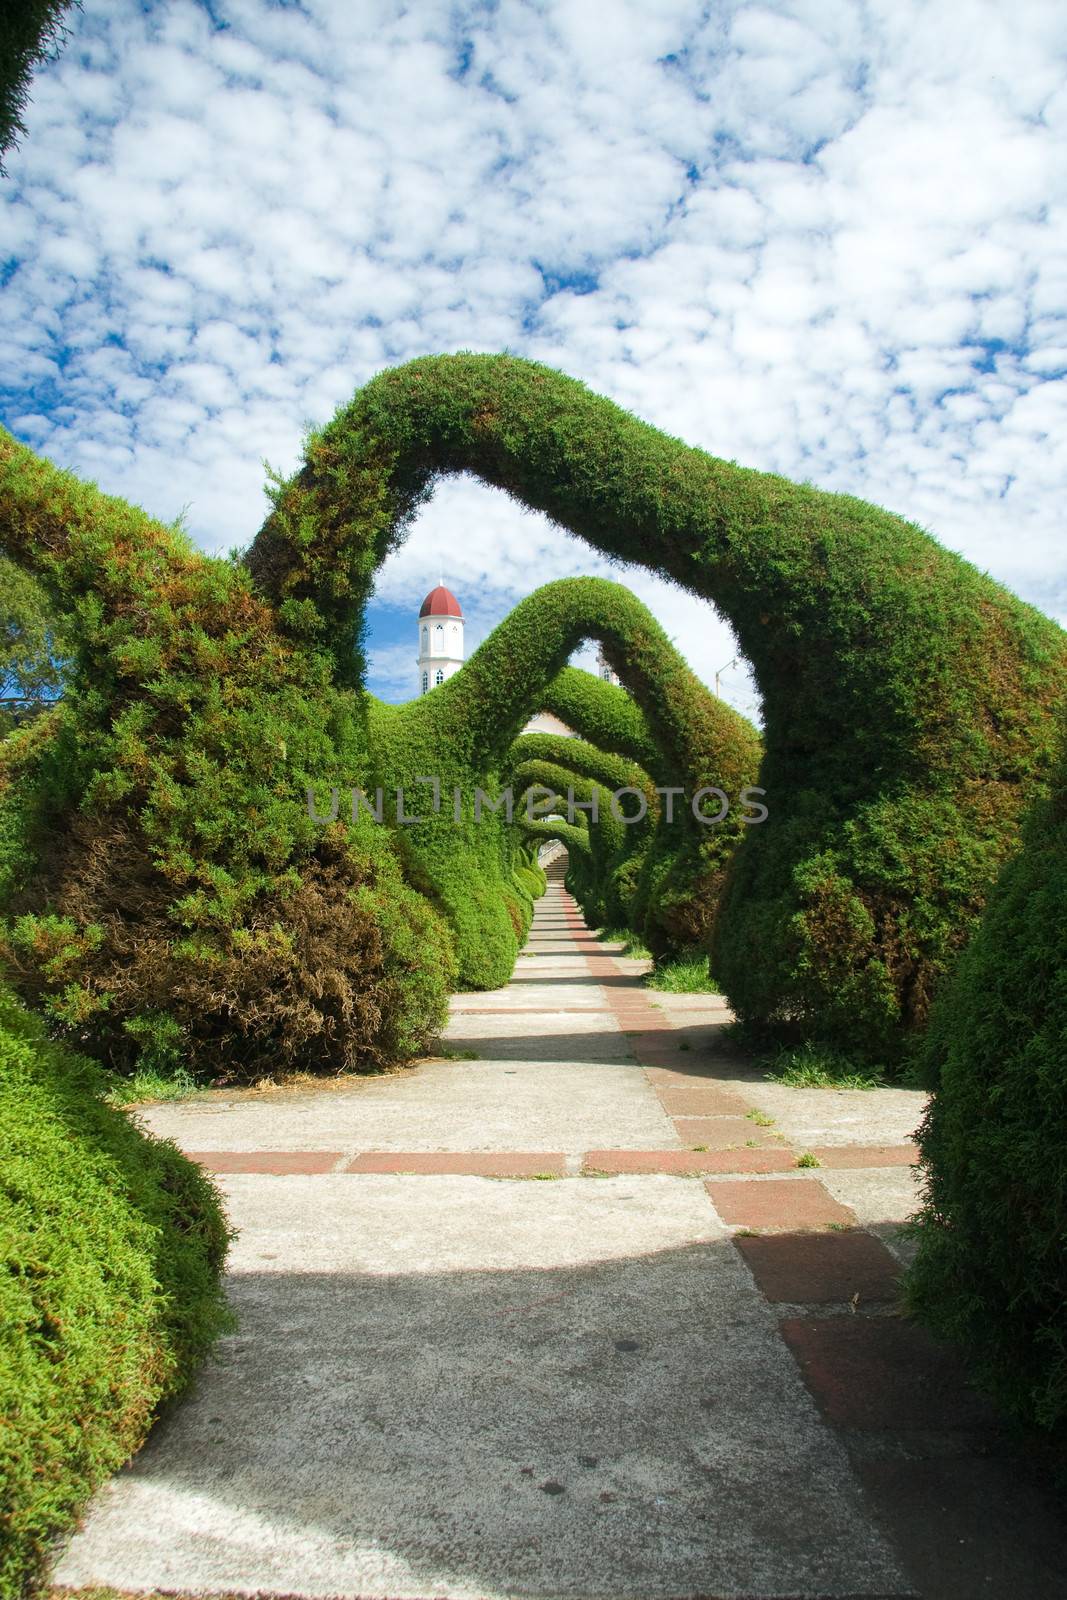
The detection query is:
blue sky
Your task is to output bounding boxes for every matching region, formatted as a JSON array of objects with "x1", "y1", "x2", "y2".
[{"x1": 3, "y1": 0, "x2": 1066, "y2": 716}]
